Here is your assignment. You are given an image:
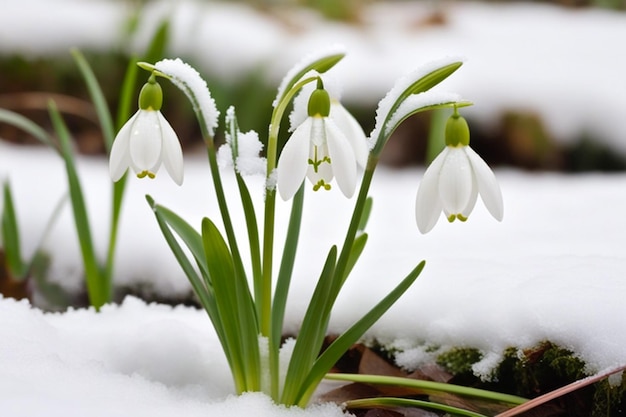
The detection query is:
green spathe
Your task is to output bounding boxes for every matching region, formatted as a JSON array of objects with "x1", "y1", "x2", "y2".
[{"x1": 138, "y1": 74, "x2": 163, "y2": 111}]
